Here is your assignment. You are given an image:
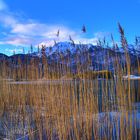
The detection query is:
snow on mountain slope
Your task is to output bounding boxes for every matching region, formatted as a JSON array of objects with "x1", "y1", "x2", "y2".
[
  {"x1": 0, "y1": 42, "x2": 139, "y2": 74},
  {"x1": 45, "y1": 42, "x2": 93, "y2": 56},
  {"x1": 118, "y1": 45, "x2": 140, "y2": 55},
  {"x1": 31, "y1": 41, "x2": 140, "y2": 58}
]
